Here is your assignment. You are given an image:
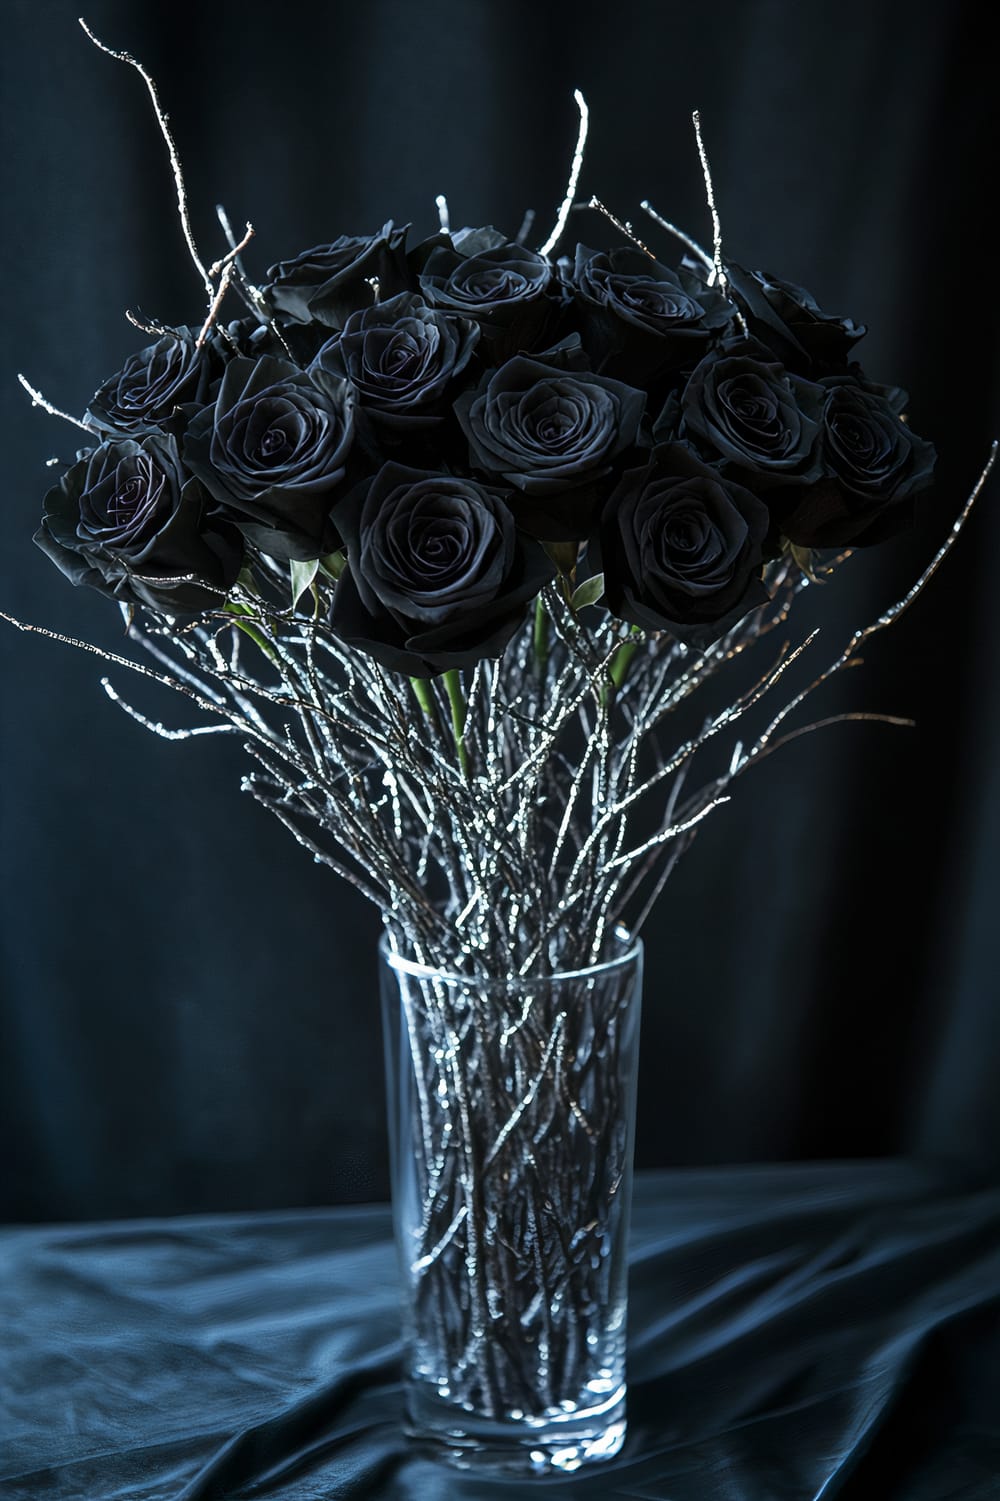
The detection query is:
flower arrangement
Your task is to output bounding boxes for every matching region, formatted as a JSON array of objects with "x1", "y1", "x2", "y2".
[
  {"x1": 9, "y1": 32, "x2": 987, "y2": 984},
  {"x1": 6, "y1": 23, "x2": 995, "y2": 1474}
]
